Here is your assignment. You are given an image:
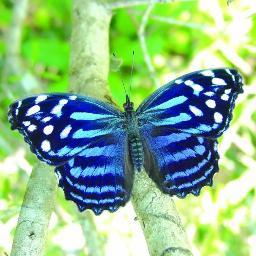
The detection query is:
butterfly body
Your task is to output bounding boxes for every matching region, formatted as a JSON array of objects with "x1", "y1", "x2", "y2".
[
  {"x1": 8, "y1": 68, "x2": 243, "y2": 215},
  {"x1": 123, "y1": 95, "x2": 144, "y2": 171}
]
